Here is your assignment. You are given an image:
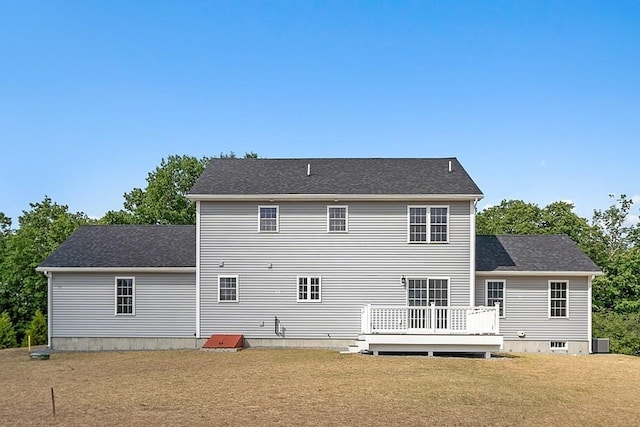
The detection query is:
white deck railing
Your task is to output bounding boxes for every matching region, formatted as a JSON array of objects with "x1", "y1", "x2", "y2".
[{"x1": 361, "y1": 303, "x2": 500, "y2": 335}]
